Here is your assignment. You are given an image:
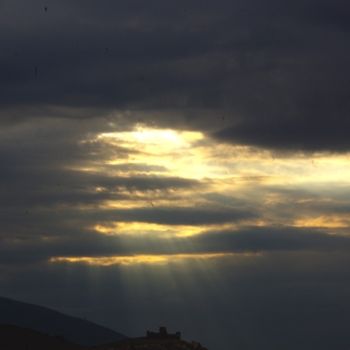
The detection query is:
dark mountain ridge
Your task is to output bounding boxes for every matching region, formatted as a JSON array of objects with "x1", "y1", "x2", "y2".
[
  {"x1": 0, "y1": 296, "x2": 125, "y2": 346},
  {"x1": 0, "y1": 324, "x2": 209, "y2": 350}
]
